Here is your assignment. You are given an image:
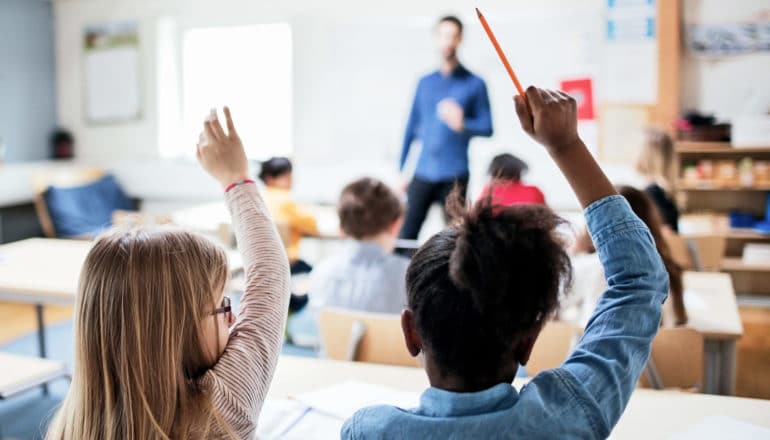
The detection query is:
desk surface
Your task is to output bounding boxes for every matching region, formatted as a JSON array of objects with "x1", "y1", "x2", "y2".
[
  {"x1": 0, "y1": 238, "x2": 242, "y2": 305},
  {"x1": 683, "y1": 271, "x2": 744, "y2": 339},
  {"x1": 171, "y1": 201, "x2": 341, "y2": 238},
  {"x1": 0, "y1": 352, "x2": 67, "y2": 397},
  {"x1": 267, "y1": 356, "x2": 770, "y2": 438}
]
